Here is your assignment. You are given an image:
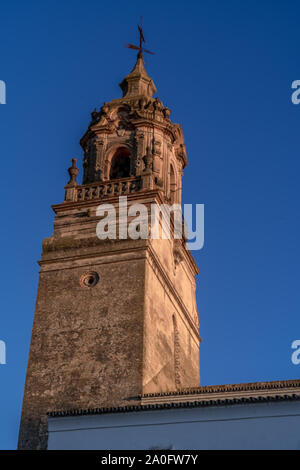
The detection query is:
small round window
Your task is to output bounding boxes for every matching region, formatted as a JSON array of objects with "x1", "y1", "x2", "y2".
[{"x1": 80, "y1": 271, "x2": 99, "y2": 288}]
